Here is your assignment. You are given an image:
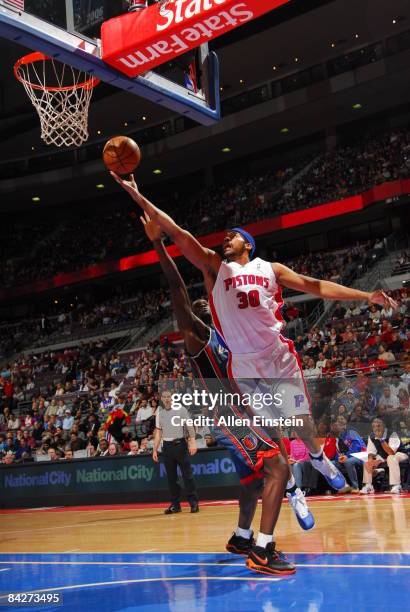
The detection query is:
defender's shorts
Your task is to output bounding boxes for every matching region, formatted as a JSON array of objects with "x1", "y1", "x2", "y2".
[{"x1": 211, "y1": 403, "x2": 280, "y2": 485}]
